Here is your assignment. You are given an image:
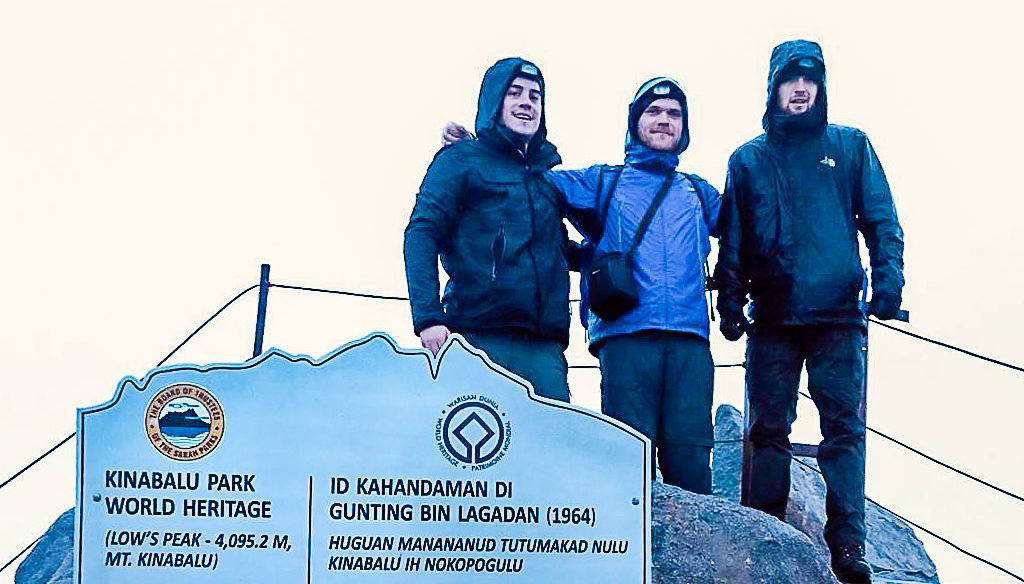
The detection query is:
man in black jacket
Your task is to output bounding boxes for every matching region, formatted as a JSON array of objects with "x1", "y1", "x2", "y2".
[
  {"x1": 403, "y1": 57, "x2": 570, "y2": 402},
  {"x1": 714, "y1": 40, "x2": 905, "y2": 583}
]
